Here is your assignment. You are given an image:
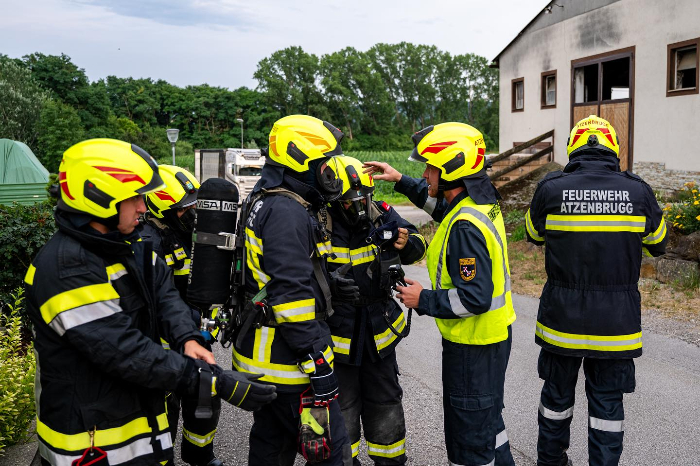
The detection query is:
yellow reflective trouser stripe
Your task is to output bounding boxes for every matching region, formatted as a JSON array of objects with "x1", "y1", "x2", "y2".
[
  {"x1": 37, "y1": 413, "x2": 169, "y2": 452},
  {"x1": 332, "y1": 335, "x2": 351, "y2": 355},
  {"x1": 106, "y1": 263, "x2": 127, "y2": 281},
  {"x1": 409, "y1": 233, "x2": 428, "y2": 261},
  {"x1": 536, "y1": 321, "x2": 642, "y2": 351},
  {"x1": 643, "y1": 220, "x2": 667, "y2": 245},
  {"x1": 367, "y1": 438, "x2": 406, "y2": 458},
  {"x1": 272, "y1": 298, "x2": 316, "y2": 323},
  {"x1": 25, "y1": 264, "x2": 36, "y2": 285},
  {"x1": 232, "y1": 348, "x2": 309, "y2": 385},
  {"x1": 40, "y1": 283, "x2": 120, "y2": 325},
  {"x1": 545, "y1": 214, "x2": 646, "y2": 232},
  {"x1": 174, "y1": 259, "x2": 191, "y2": 276},
  {"x1": 253, "y1": 326, "x2": 275, "y2": 362},
  {"x1": 299, "y1": 346, "x2": 335, "y2": 373},
  {"x1": 182, "y1": 427, "x2": 217, "y2": 447},
  {"x1": 374, "y1": 313, "x2": 406, "y2": 351},
  {"x1": 351, "y1": 440, "x2": 360, "y2": 457},
  {"x1": 525, "y1": 209, "x2": 544, "y2": 241}
]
